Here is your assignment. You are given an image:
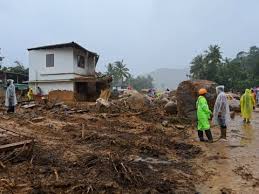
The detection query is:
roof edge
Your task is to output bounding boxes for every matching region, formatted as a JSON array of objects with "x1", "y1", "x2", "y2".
[{"x1": 27, "y1": 41, "x2": 98, "y2": 56}]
